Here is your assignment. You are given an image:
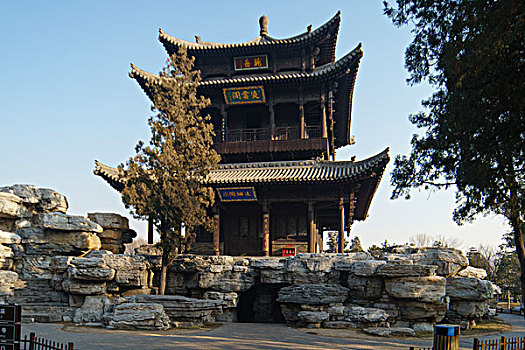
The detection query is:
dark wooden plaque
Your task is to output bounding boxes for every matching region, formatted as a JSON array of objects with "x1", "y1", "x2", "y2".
[
  {"x1": 223, "y1": 86, "x2": 266, "y2": 105},
  {"x1": 0, "y1": 324, "x2": 20, "y2": 342},
  {"x1": 0, "y1": 342, "x2": 20, "y2": 350},
  {"x1": 234, "y1": 55, "x2": 268, "y2": 71},
  {"x1": 218, "y1": 187, "x2": 257, "y2": 202},
  {"x1": 0, "y1": 306, "x2": 21, "y2": 323}
]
